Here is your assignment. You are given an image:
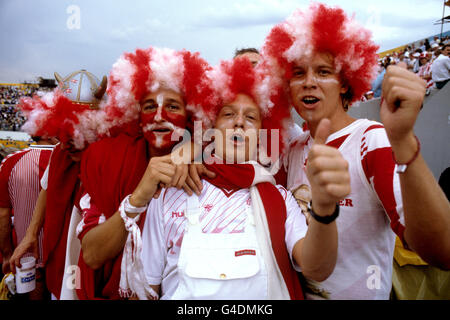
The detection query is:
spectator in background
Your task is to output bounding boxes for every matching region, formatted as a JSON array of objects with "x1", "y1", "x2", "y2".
[
  {"x1": 234, "y1": 47, "x2": 261, "y2": 67},
  {"x1": 431, "y1": 43, "x2": 441, "y2": 61},
  {"x1": 0, "y1": 137, "x2": 56, "y2": 300},
  {"x1": 431, "y1": 36, "x2": 441, "y2": 47},
  {"x1": 419, "y1": 41, "x2": 426, "y2": 52},
  {"x1": 403, "y1": 51, "x2": 412, "y2": 67},
  {"x1": 417, "y1": 52, "x2": 434, "y2": 93},
  {"x1": 9, "y1": 74, "x2": 107, "y2": 300},
  {"x1": 372, "y1": 57, "x2": 393, "y2": 98},
  {"x1": 431, "y1": 44, "x2": 450, "y2": 89},
  {"x1": 0, "y1": 85, "x2": 38, "y2": 132},
  {"x1": 424, "y1": 38, "x2": 431, "y2": 51},
  {"x1": 411, "y1": 50, "x2": 422, "y2": 73}
]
